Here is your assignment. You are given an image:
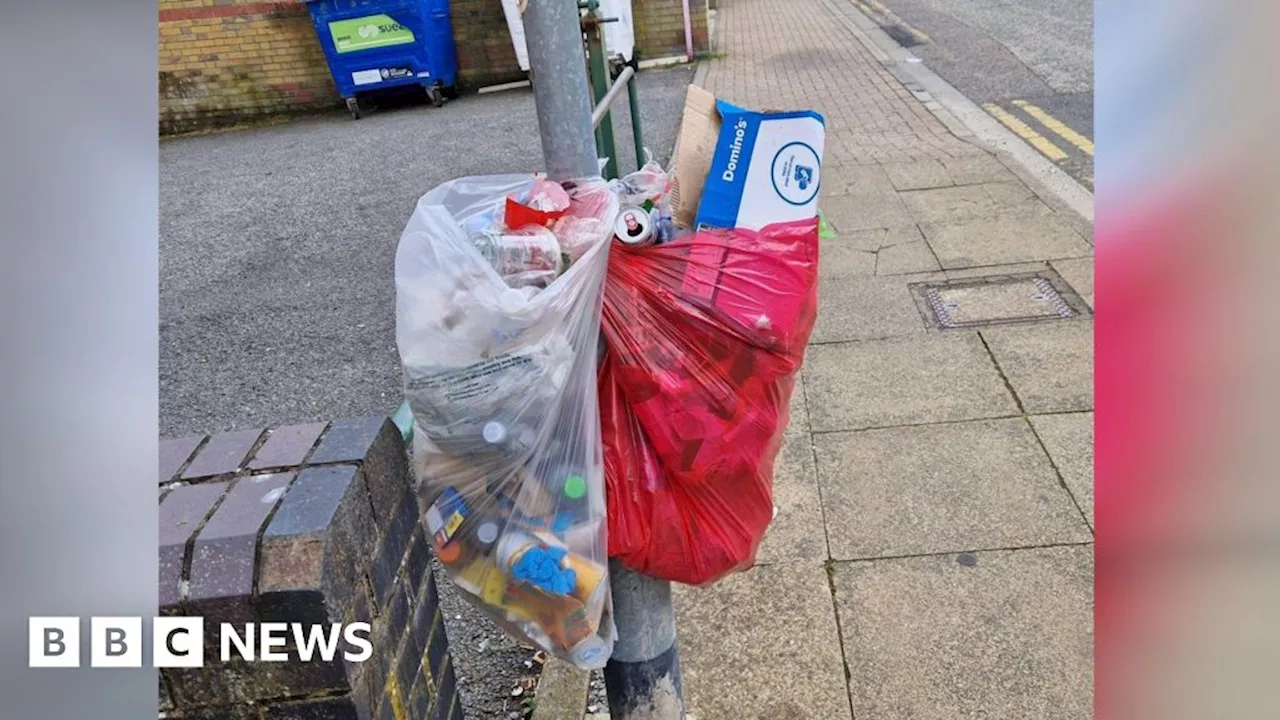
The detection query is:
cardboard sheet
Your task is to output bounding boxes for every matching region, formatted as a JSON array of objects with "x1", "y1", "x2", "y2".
[{"x1": 669, "y1": 85, "x2": 722, "y2": 229}]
